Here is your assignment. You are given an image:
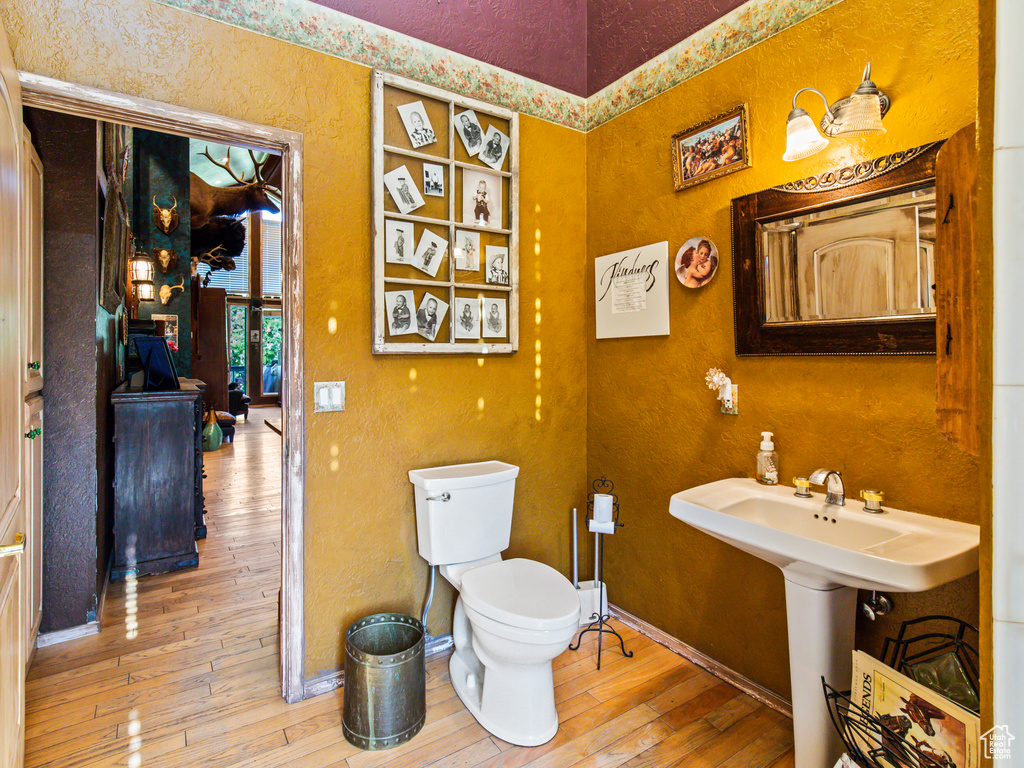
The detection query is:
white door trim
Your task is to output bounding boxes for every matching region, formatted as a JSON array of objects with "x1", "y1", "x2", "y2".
[{"x1": 17, "y1": 71, "x2": 307, "y2": 703}]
